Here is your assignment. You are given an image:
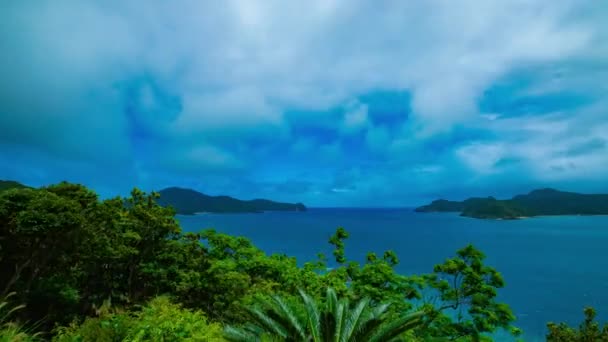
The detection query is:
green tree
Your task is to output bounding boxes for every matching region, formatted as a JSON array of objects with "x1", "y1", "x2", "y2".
[
  {"x1": 306, "y1": 228, "x2": 518, "y2": 341},
  {"x1": 421, "y1": 245, "x2": 519, "y2": 341},
  {"x1": 547, "y1": 307, "x2": 608, "y2": 342},
  {"x1": 0, "y1": 182, "x2": 522, "y2": 341},
  {"x1": 225, "y1": 287, "x2": 425, "y2": 342}
]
